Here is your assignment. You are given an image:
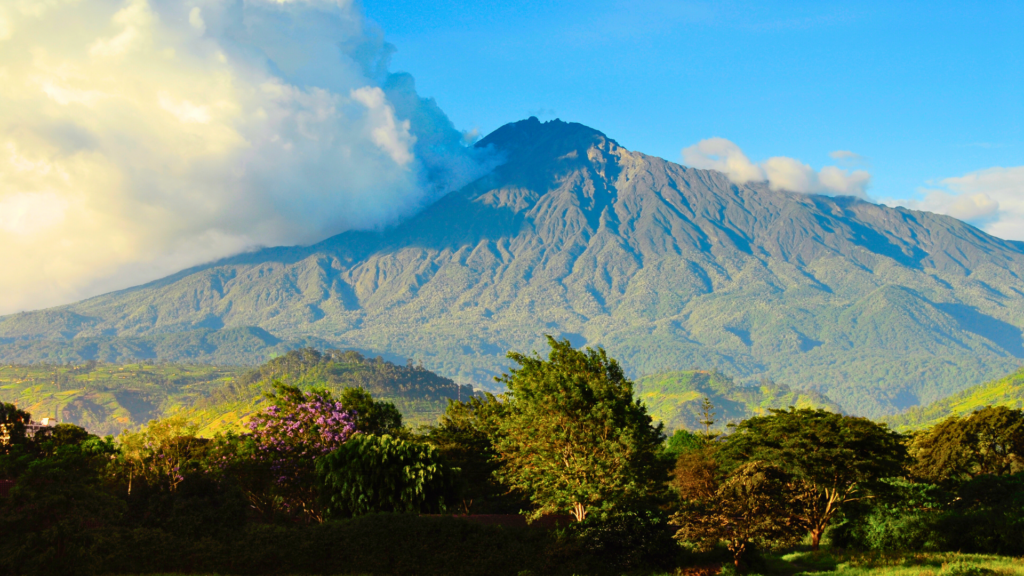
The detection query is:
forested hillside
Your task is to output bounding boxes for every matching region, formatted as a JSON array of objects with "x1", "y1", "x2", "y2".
[
  {"x1": 0, "y1": 349, "x2": 475, "y2": 435},
  {"x1": 2, "y1": 118, "x2": 1023, "y2": 417},
  {"x1": 636, "y1": 369, "x2": 842, "y2": 431},
  {"x1": 885, "y1": 367, "x2": 1024, "y2": 431}
]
